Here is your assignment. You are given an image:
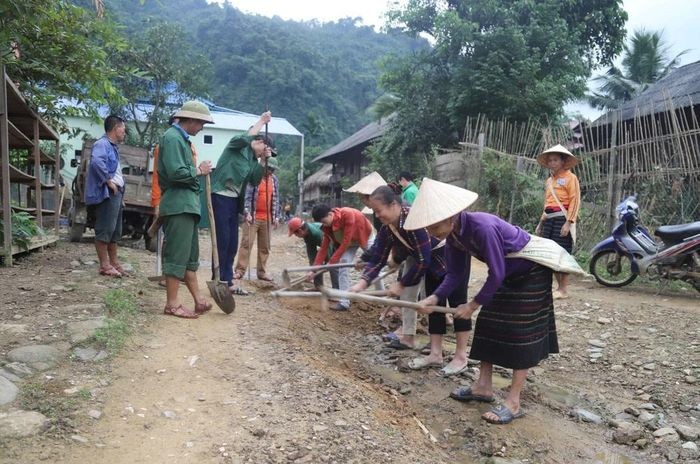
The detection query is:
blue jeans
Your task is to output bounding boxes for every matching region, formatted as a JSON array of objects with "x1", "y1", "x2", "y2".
[{"x1": 211, "y1": 193, "x2": 239, "y2": 284}]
